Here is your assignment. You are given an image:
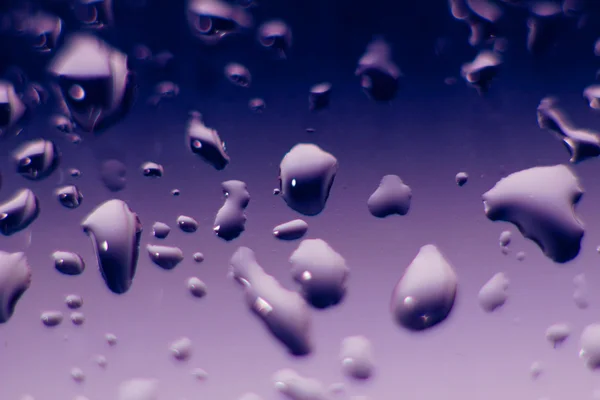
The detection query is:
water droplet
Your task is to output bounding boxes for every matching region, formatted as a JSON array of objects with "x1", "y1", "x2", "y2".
[
  {"x1": 461, "y1": 50, "x2": 502, "y2": 94},
  {"x1": 65, "y1": 294, "x2": 83, "y2": 309},
  {"x1": 213, "y1": 180, "x2": 249, "y2": 241},
  {"x1": 356, "y1": 37, "x2": 401, "y2": 102},
  {"x1": 69, "y1": 168, "x2": 81, "y2": 177},
  {"x1": 186, "y1": 0, "x2": 252, "y2": 45},
  {"x1": 573, "y1": 273, "x2": 590, "y2": 309},
  {"x1": 516, "y1": 251, "x2": 526, "y2": 261},
  {"x1": 272, "y1": 369, "x2": 328, "y2": 400},
  {"x1": 187, "y1": 277, "x2": 207, "y2": 298},
  {"x1": 141, "y1": 162, "x2": 163, "y2": 178},
  {"x1": 328, "y1": 383, "x2": 345, "y2": 395},
  {"x1": 48, "y1": 34, "x2": 134, "y2": 132},
  {"x1": 273, "y1": 219, "x2": 308, "y2": 241},
  {"x1": 249, "y1": 98, "x2": 265, "y2": 113},
  {"x1": 546, "y1": 323, "x2": 570, "y2": 348},
  {"x1": 105, "y1": 333, "x2": 117, "y2": 346},
  {"x1": 478, "y1": 272, "x2": 509, "y2": 312},
  {"x1": 499, "y1": 230, "x2": 512, "y2": 247},
  {"x1": 191, "y1": 368, "x2": 208, "y2": 380},
  {"x1": 309, "y1": 82, "x2": 332, "y2": 111},
  {"x1": 239, "y1": 393, "x2": 262, "y2": 400},
  {"x1": 455, "y1": 171, "x2": 468, "y2": 186},
  {"x1": 171, "y1": 189, "x2": 181, "y2": 196},
  {"x1": 367, "y1": 175, "x2": 412, "y2": 218},
  {"x1": 340, "y1": 335, "x2": 375, "y2": 380},
  {"x1": 225, "y1": 63, "x2": 251, "y2": 87},
  {"x1": 258, "y1": 20, "x2": 292, "y2": 59},
  {"x1": 52, "y1": 114, "x2": 74, "y2": 133},
  {"x1": 70, "y1": 311, "x2": 85, "y2": 325},
  {"x1": 118, "y1": 378, "x2": 158, "y2": 400},
  {"x1": 152, "y1": 222, "x2": 170, "y2": 239},
  {"x1": 482, "y1": 164, "x2": 584, "y2": 263},
  {"x1": 530, "y1": 361, "x2": 543, "y2": 379},
  {"x1": 52, "y1": 251, "x2": 85, "y2": 275},
  {"x1": 82, "y1": 199, "x2": 143, "y2": 294},
  {"x1": 100, "y1": 159, "x2": 127, "y2": 192},
  {"x1": 55, "y1": 185, "x2": 83, "y2": 209},
  {"x1": 527, "y1": 2, "x2": 564, "y2": 56},
  {"x1": 289, "y1": 239, "x2": 349, "y2": 309},
  {"x1": 390, "y1": 245, "x2": 458, "y2": 331},
  {"x1": 192, "y1": 252, "x2": 204, "y2": 263},
  {"x1": 0, "y1": 80, "x2": 26, "y2": 133},
  {"x1": 13, "y1": 139, "x2": 61, "y2": 180},
  {"x1": 186, "y1": 112, "x2": 230, "y2": 170},
  {"x1": 279, "y1": 144, "x2": 338, "y2": 216},
  {"x1": 537, "y1": 97, "x2": 600, "y2": 163},
  {"x1": 177, "y1": 215, "x2": 198, "y2": 233},
  {"x1": 41, "y1": 310, "x2": 63, "y2": 327},
  {"x1": 170, "y1": 337, "x2": 193, "y2": 361},
  {"x1": 147, "y1": 244, "x2": 184, "y2": 270},
  {"x1": 230, "y1": 247, "x2": 313, "y2": 356},
  {"x1": 0, "y1": 251, "x2": 32, "y2": 323},
  {"x1": 584, "y1": 85, "x2": 600, "y2": 110},
  {"x1": 94, "y1": 354, "x2": 107, "y2": 368}
]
